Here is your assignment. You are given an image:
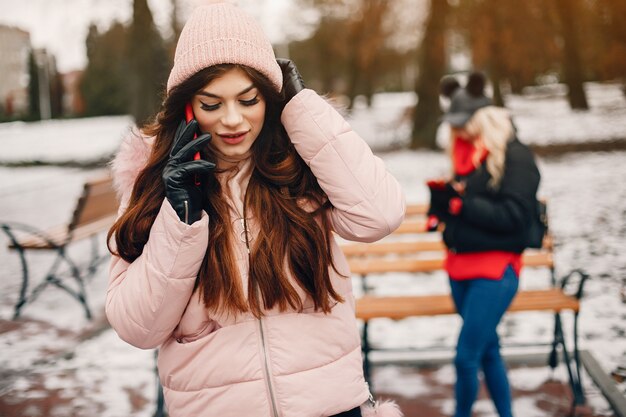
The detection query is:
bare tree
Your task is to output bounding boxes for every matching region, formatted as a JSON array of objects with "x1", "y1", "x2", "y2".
[
  {"x1": 554, "y1": 0, "x2": 589, "y2": 109},
  {"x1": 410, "y1": 0, "x2": 450, "y2": 149}
]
